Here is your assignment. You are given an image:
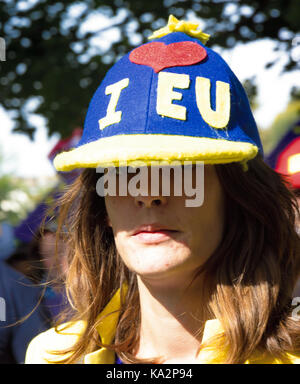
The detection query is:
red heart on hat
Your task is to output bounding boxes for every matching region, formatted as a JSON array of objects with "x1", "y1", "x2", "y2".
[{"x1": 129, "y1": 41, "x2": 207, "y2": 73}]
